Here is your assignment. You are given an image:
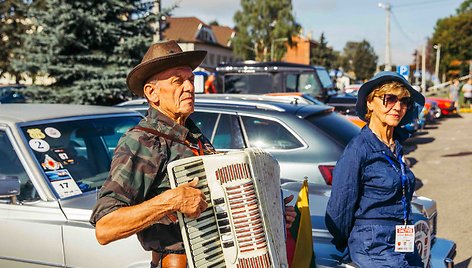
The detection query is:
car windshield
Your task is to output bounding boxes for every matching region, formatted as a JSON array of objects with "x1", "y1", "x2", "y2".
[
  {"x1": 21, "y1": 115, "x2": 141, "y2": 199},
  {"x1": 316, "y1": 69, "x2": 334, "y2": 89},
  {"x1": 306, "y1": 112, "x2": 360, "y2": 147}
]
